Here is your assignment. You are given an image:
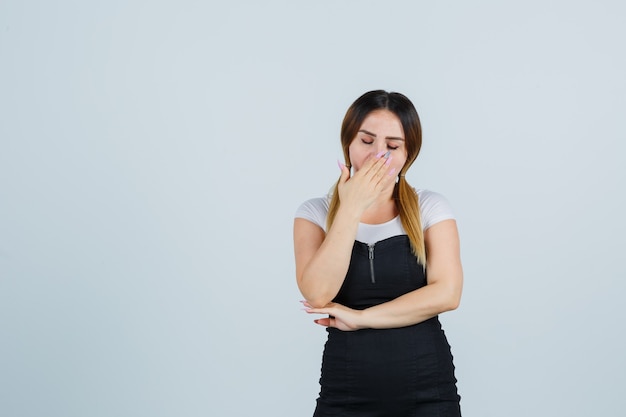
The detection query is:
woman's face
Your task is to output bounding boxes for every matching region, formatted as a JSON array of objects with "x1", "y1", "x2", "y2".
[{"x1": 348, "y1": 109, "x2": 408, "y2": 174}]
